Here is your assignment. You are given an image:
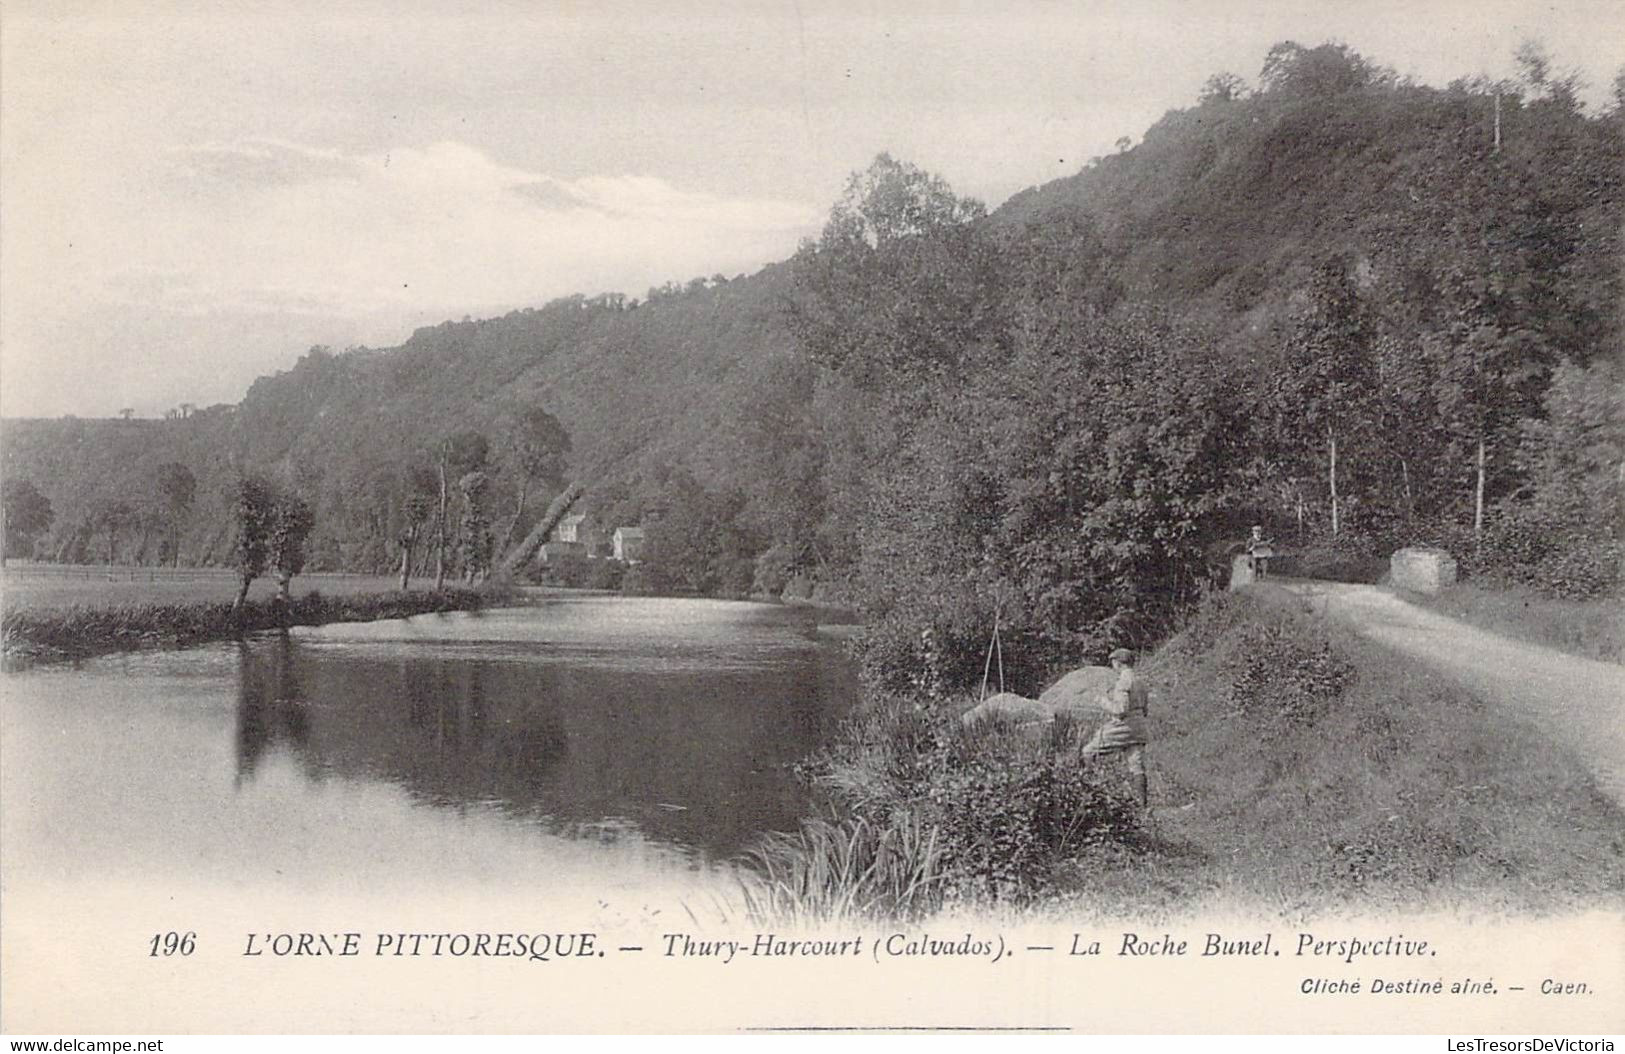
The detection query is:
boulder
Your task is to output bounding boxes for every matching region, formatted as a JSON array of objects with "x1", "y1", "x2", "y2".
[
  {"x1": 1037, "y1": 665, "x2": 1118, "y2": 716},
  {"x1": 1390, "y1": 547, "x2": 1458, "y2": 595},
  {"x1": 958, "y1": 666, "x2": 1118, "y2": 728},
  {"x1": 959, "y1": 691, "x2": 1055, "y2": 727},
  {"x1": 1229, "y1": 553, "x2": 1257, "y2": 589}
]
